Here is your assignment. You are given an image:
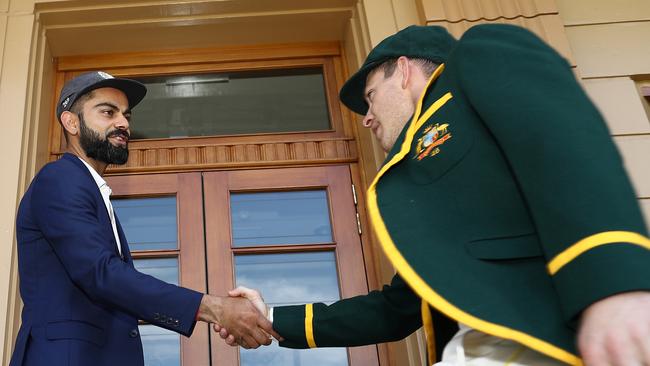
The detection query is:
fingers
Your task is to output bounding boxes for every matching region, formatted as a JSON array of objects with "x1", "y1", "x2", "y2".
[
  {"x1": 578, "y1": 291, "x2": 650, "y2": 366},
  {"x1": 225, "y1": 334, "x2": 236, "y2": 347},
  {"x1": 241, "y1": 334, "x2": 261, "y2": 349},
  {"x1": 246, "y1": 327, "x2": 273, "y2": 348},
  {"x1": 213, "y1": 324, "x2": 238, "y2": 347},
  {"x1": 258, "y1": 315, "x2": 283, "y2": 341}
]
